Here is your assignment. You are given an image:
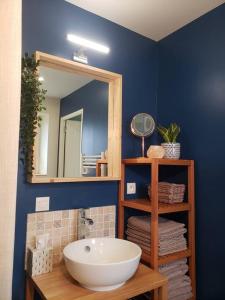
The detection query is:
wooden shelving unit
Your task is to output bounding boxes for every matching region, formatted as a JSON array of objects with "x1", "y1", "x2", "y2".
[
  {"x1": 121, "y1": 199, "x2": 190, "y2": 214},
  {"x1": 118, "y1": 158, "x2": 196, "y2": 300},
  {"x1": 96, "y1": 159, "x2": 107, "y2": 176}
]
